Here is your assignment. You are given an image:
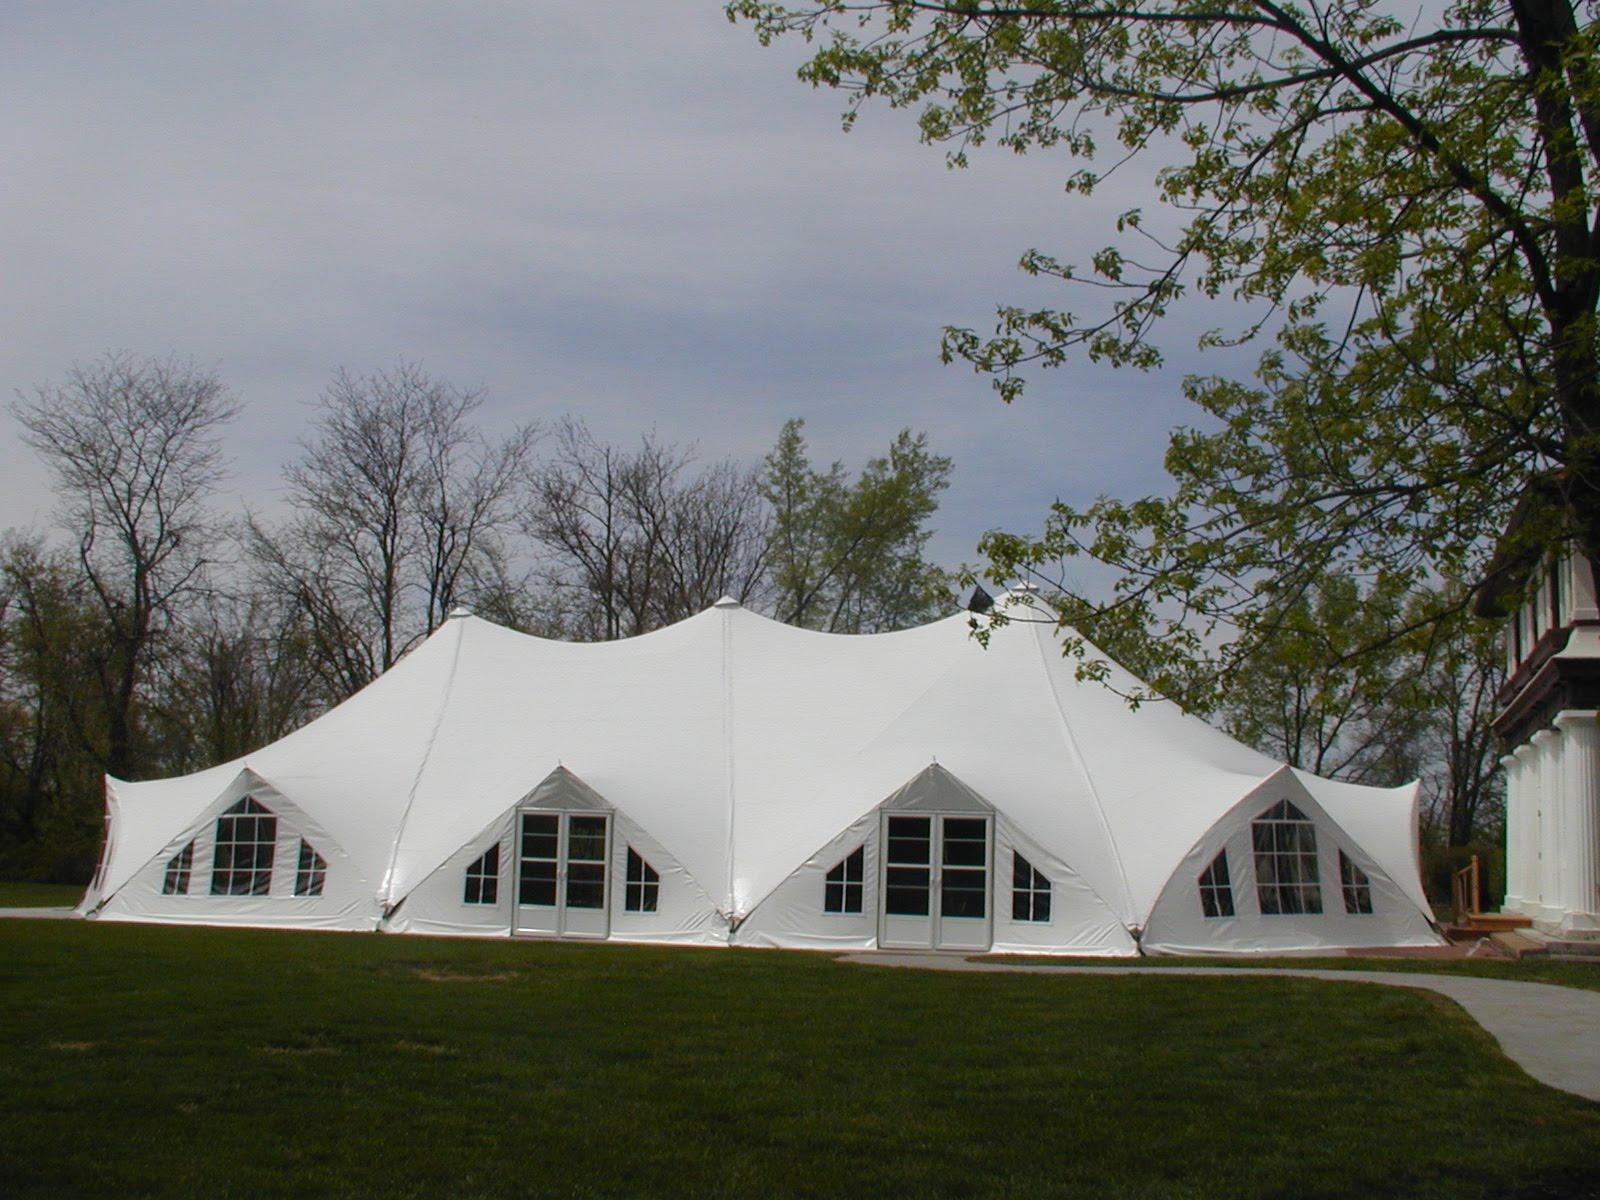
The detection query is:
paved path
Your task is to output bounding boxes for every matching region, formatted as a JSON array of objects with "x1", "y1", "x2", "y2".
[
  {"x1": 0, "y1": 907, "x2": 78, "y2": 920},
  {"x1": 842, "y1": 952, "x2": 1600, "y2": 1103}
]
